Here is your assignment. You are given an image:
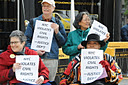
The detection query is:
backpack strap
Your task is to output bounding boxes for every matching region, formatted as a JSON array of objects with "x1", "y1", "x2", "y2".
[
  {"x1": 55, "y1": 17, "x2": 61, "y2": 31},
  {"x1": 55, "y1": 18, "x2": 60, "y2": 24},
  {"x1": 29, "y1": 18, "x2": 34, "y2": 43},
  {"x1": 29, "y1": 18, "x2": 34, "y2": 33}
]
